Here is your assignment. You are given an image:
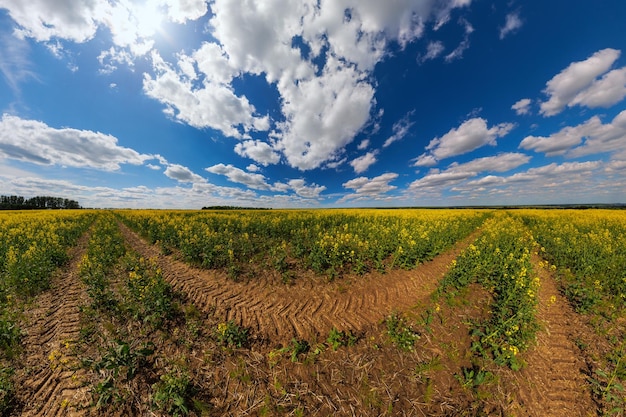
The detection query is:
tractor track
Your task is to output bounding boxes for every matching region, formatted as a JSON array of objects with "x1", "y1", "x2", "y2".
[
  {"x1": 509, "y1": 254, "x2": 599, "y2": 417},
  {"x1": 119, "y1": 221, "x2": 477, "y2": 344},
  {"x1": 16, "y1": 232, "x2": 92, "y2": 417}
]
